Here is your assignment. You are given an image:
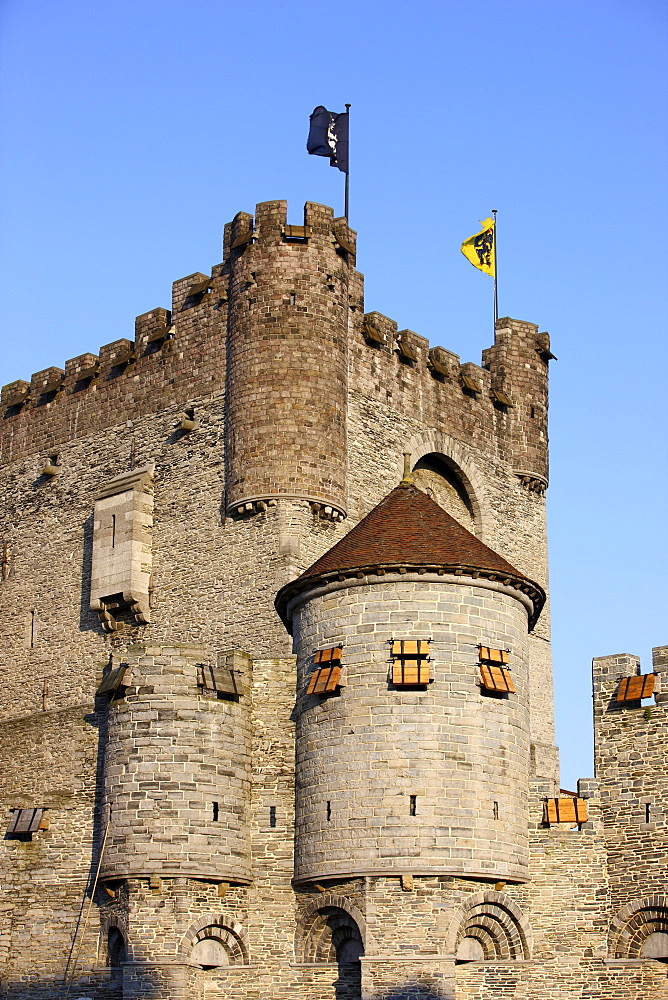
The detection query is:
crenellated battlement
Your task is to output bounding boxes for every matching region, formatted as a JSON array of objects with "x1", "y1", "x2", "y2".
[{"x1": 0, "y1": 201, "x2": 554, "y2": 502}]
